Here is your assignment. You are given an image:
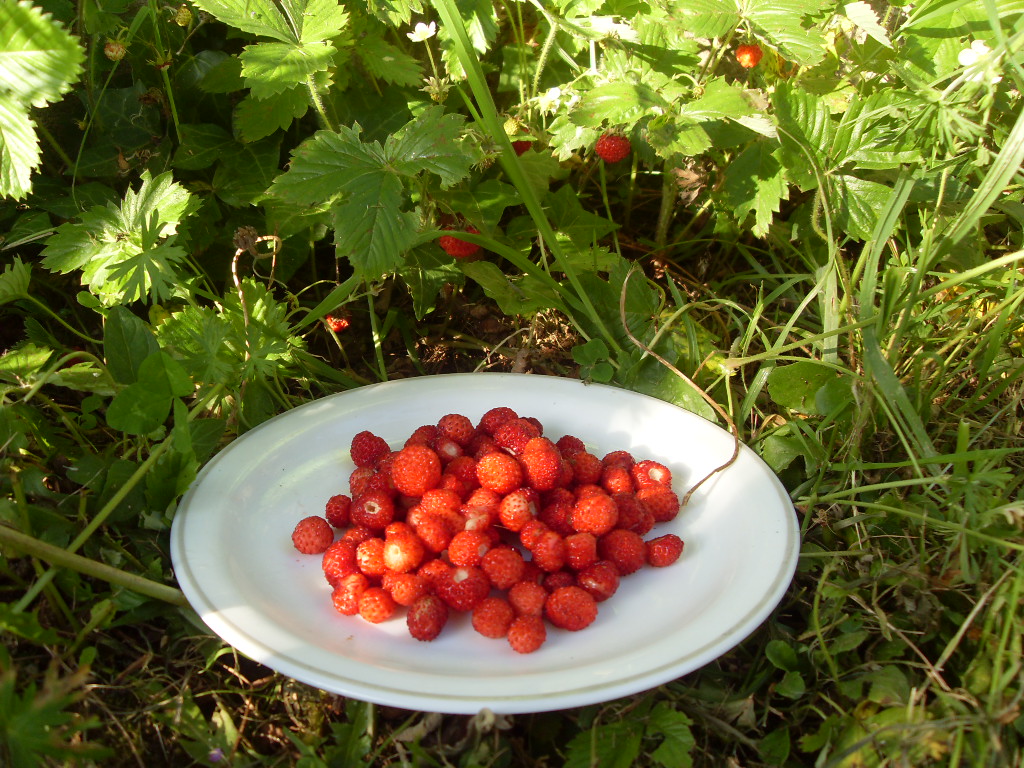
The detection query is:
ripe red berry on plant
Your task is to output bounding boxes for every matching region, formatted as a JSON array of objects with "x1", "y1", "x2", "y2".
[
  {"x1": 325, "y1": 313, "x2": 350, "y2": 332},
  {"x1": 736, "y1": 43, "x2": 763, "y2": 68},
  {"x1": 594, "y1": 133, "x2": 631, "y2": 163},
  {"x1": 290, "y1": 408, "x2": 688, "y2": 652},
  {"x1": 439, "y1": 225, "x2": 481, "y2": 259}
]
